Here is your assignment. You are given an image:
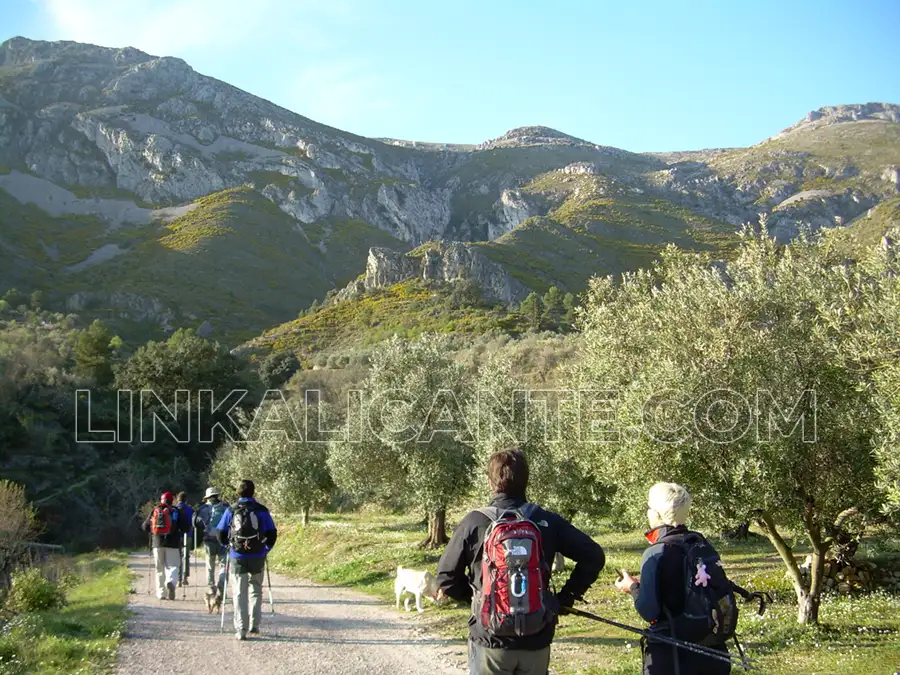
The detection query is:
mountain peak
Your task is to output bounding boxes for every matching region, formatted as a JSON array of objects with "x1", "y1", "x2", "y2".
[
  {"x1": 772, "y1": 102, "x2": 900, "y2": 140},
  {"x1": 0, "y1": 36, "x2": 153, "y2": 69},
  {"x1": 479, "y1": 125, "x2": 591, "y2": 149}
]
